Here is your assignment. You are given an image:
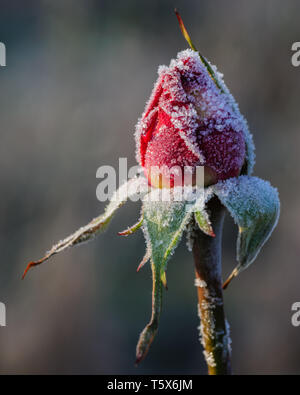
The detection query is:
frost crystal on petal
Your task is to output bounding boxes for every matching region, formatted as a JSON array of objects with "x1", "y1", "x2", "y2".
[
  {"x1": 135, "y1": 49, "x2": 254, "y2": 187},
  {"x1": 209, "y1": 62, "x2": 255, "y2": 175}
]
